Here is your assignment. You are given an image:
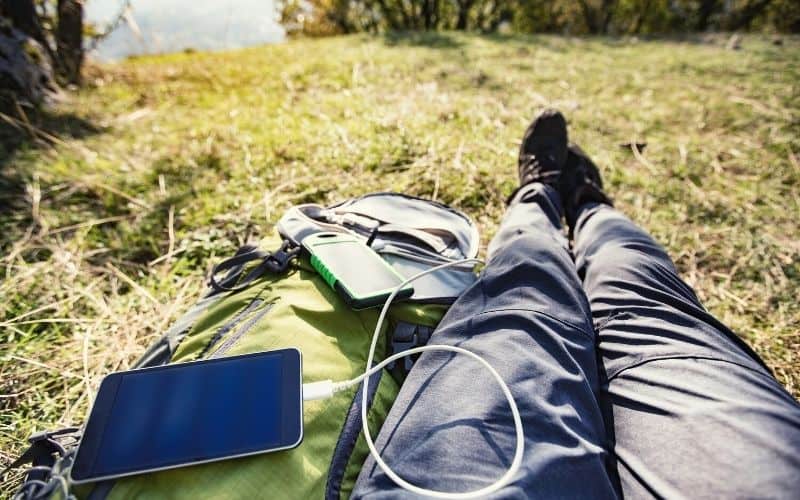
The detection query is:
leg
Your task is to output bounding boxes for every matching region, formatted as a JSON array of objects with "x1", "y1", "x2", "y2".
[
  {"x1": 574, "y1": 202, "x2": 800, "y2": 498},
  {"x1": 352, "y1": 184, "x2": 618, "y2": 498}
]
